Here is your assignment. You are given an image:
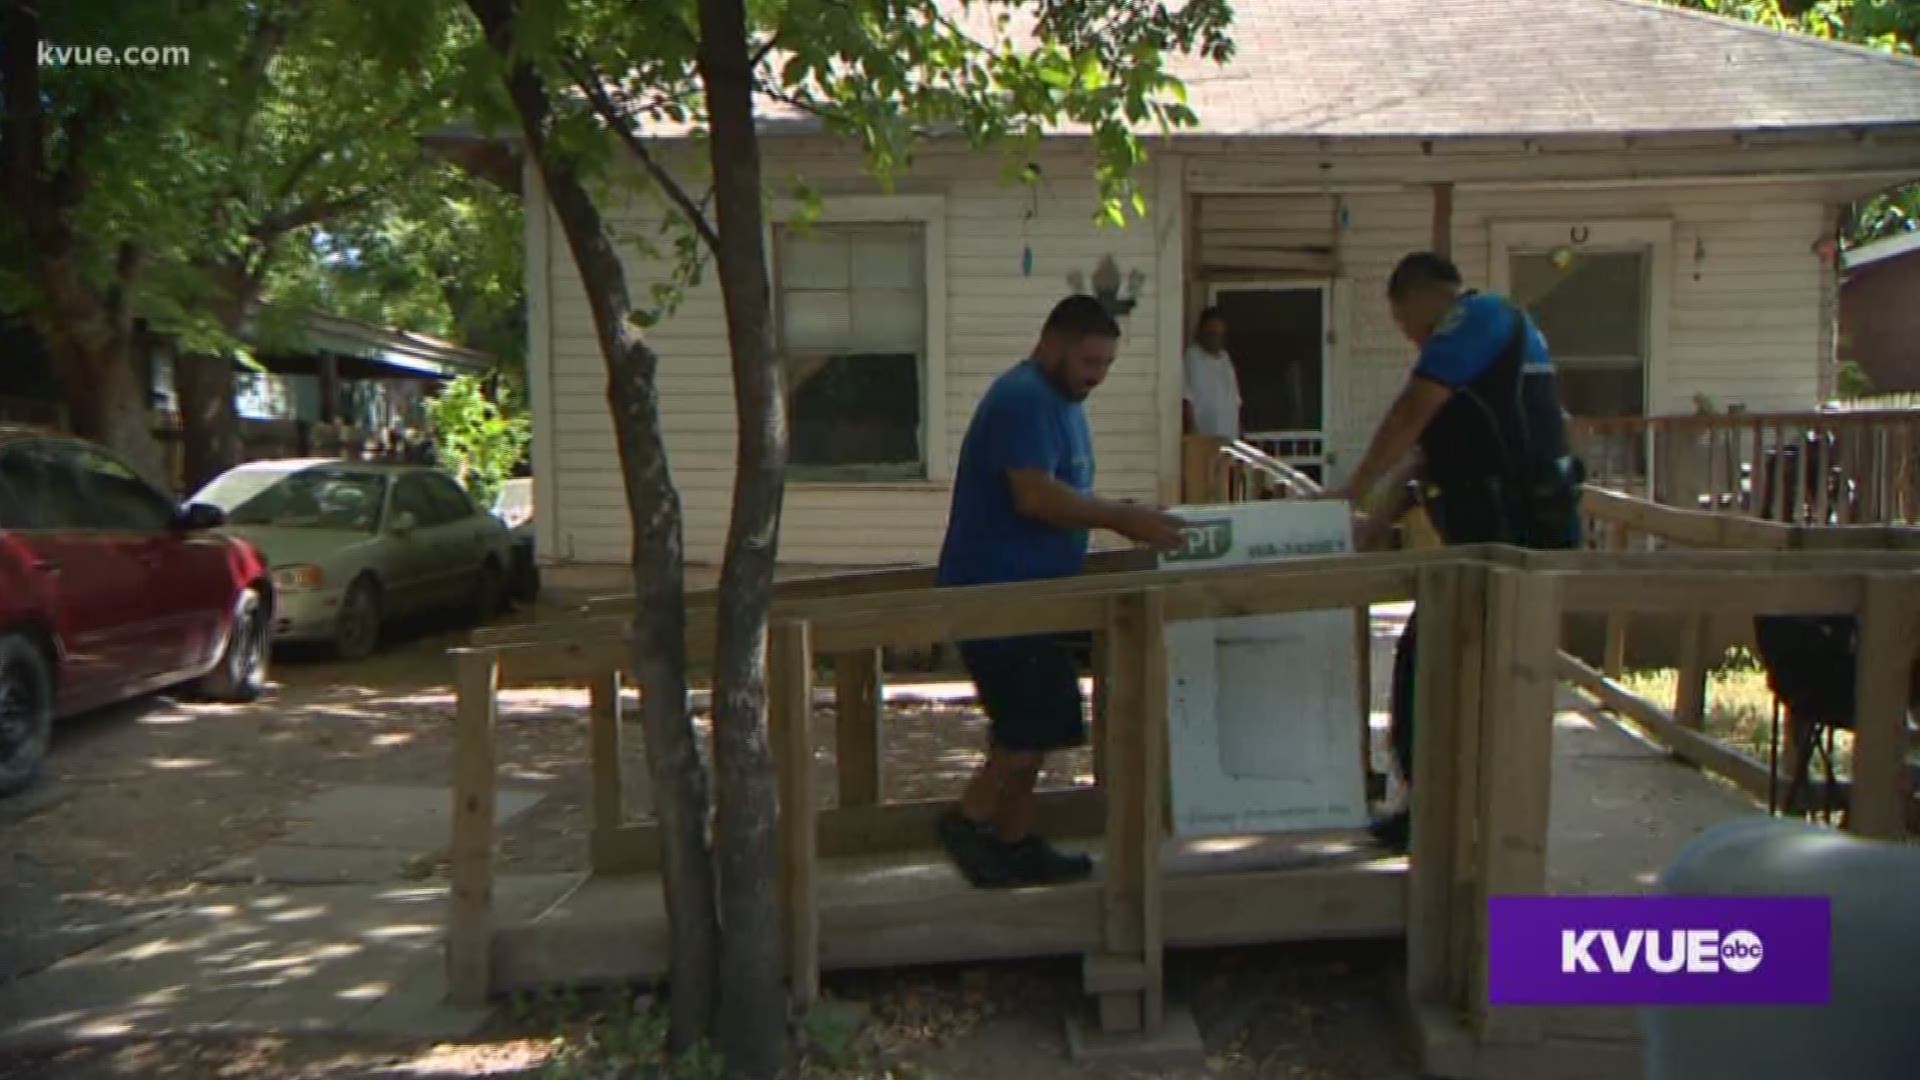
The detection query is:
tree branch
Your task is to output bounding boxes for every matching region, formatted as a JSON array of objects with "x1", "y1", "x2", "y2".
[
  {"x1": 564, "y1": 53, "x2": 722, "y2": 253},
  {"x1": 254, "y1": 158, "x2": 421, "y2": 240}
]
